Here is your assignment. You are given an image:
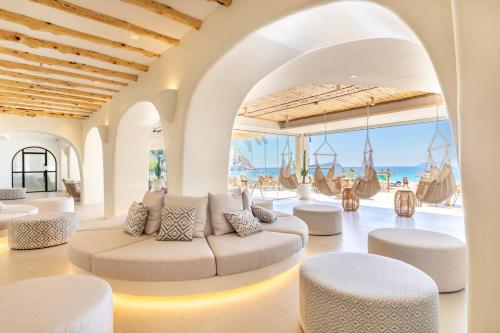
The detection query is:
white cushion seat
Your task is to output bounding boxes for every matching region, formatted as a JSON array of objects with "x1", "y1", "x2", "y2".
[
  {"x1": 293, "y1": 204, "x2": 343, "y2": 235},
  {"x1": 300, "y1": 252, "x2": 439, "y2": 333},
  {"x1": 0, "y1": 204, "x2": 38, "y2": 231},
  {"x1": 368, "y1": 228, "x2": 466, "y2": 292},
  {"x1": 0, "y1": 188, "x2": 26, "y2": 200},
  {"x1": 69, "y1": 228, "x2": 152, "y2": 271},
  {"x1": 260, "y1": 213, "x2": 309, "y2": 246},
  {"x1": 92, "y1": 238, "x2": 217, "y2": 281},
  {"x1": 207, "y1": 231, "x2": 303, "y2": 276},
  {"x1": 0, "y1": 275, "x2": 113, "y2": 333},
  {"x1": 32, "y1": 196, "x2": 75, "y2": 213}
]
